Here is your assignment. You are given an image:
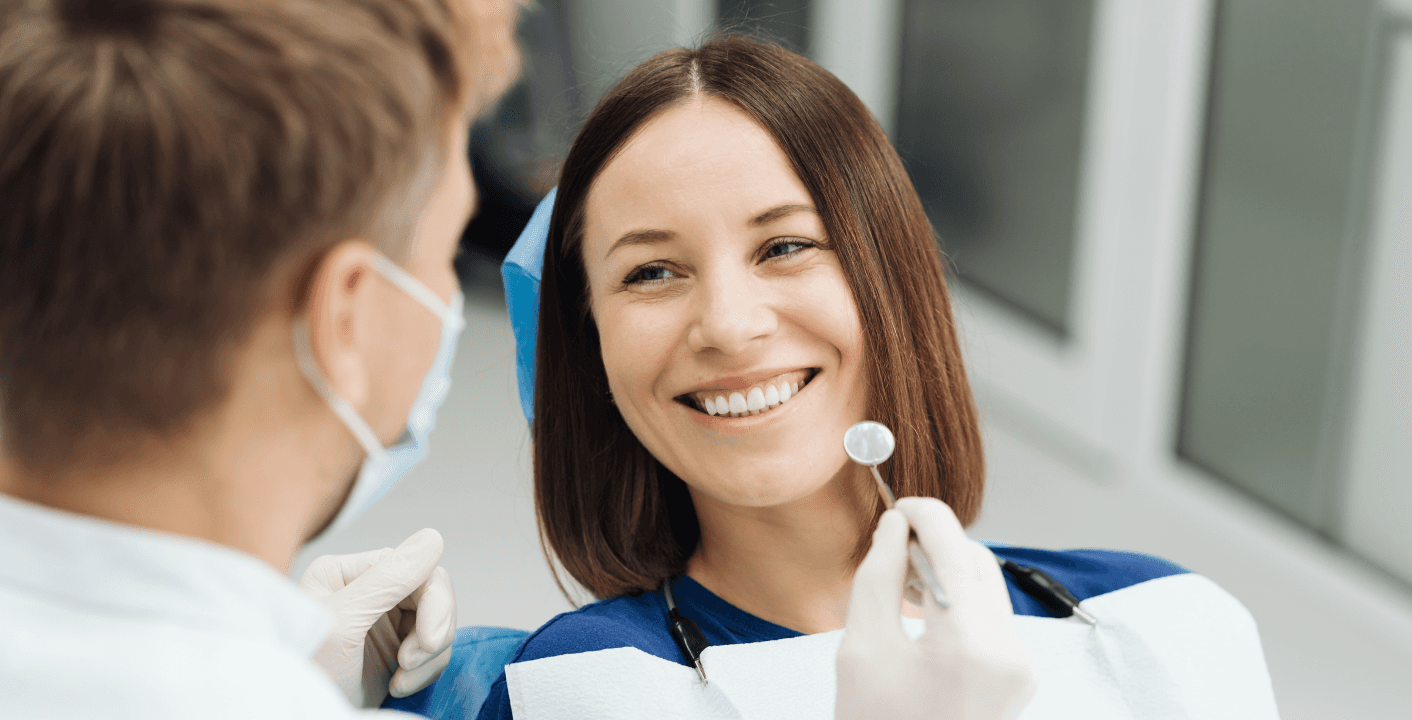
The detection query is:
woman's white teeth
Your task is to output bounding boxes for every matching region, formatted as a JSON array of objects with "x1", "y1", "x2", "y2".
[
  {"x1": 728, "y1": 393, "x2": 748, "y2": 414},
  {"x1": 746, "y1": 388, "x2": 766, "y2": 413},
  {"x1": 695, "y1": 374, "x2": 810, "y2": 417}
]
